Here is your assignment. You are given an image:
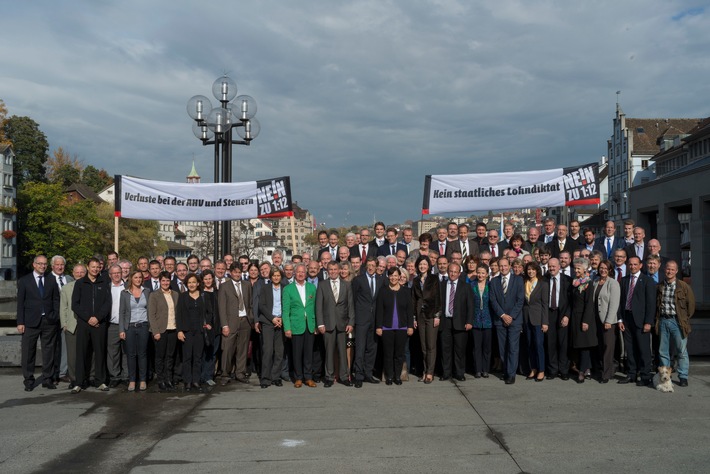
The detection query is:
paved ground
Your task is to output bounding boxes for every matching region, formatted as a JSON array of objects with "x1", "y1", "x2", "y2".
[{"x1": 1, "y1": 360, "x2": 710, "y2": 473}]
